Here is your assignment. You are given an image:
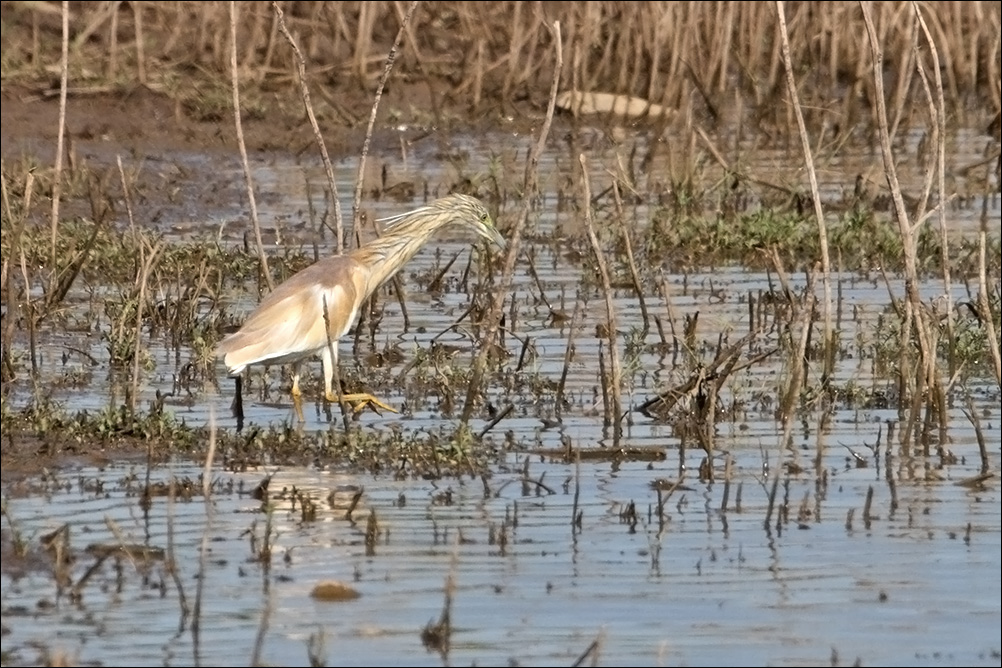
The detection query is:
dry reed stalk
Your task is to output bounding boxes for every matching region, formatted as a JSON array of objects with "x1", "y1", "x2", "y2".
[
  {"x1": 1, "y1": 170, "x2": 34, "y2": 381},
  {"x1": 658, "y1": 276, "x2": 682, "y2": 356},
  {"x1": 470, "y1": 37, "x2": 485, "y2": 110},
  {"x1": 580, "y1": 153, "x2": 623, "y2": 437},
  {"x1": 261, "y1": 7, "x2": 280, "y2": 72},
  {"x1": 977, "y1": 211, "x2": 1002, "y2": 387},
  {"x1": 117, "y1": 155, "x2": 164, "y2": 416},
  {"x1": 623, "y1": 12, "x2": 642, "y2": 95},
  {"x1": 272, "y1": 1, "x2": 344, "y2": 252},
  {"x1": 351, "y1": 0, "x2": 418, "y2": 231},
  {"x1": 571, "y1": 450, "x2": 582, "y2": 532},
  {"x1": 572, "y1": 629, "x2": 605, "y2": 668},
  {"x1": 555, "y1": 298, "x2": 582, "y2": 419},
  {"x1": 721, "y1": 453, "x2": 733, "y2": 512},
  {"x1": 714, "y1": 3, "x2": 736, "y2": 94},
  {"x1": 240, "y1": 2, "x2": 264, "y2": 71},
  {"x1": 764, "y1": 475, "x2": 780, "y2": 532},
  {"x1": 910, "y1": 8, "x2": 961, "y2": 454},
  {"x1": 886, "y1": 11, "x2": 916, "y2": 143},
  {"x1": 158, "y1": 3, "x2": 186, "y2": 55},
  {"x1": 108, "y1": 2, "x2": 119, "y2": 79},
  {"x1": 591, "y1": 7, "x2": 618, "y2": 95},
  {"x1": 133, "y1": 0, "x2": 147, "y2": 84},
  {"x1": 611, "y1": 181, "x2": 649, "y2": 337},
  {"x1": 459, "y1": 21, "x2": 563, "y2": 426},
  {"x1": 777, "y1": 262, "x2": 817, "y2": 459},
  {"x1": 862, "y1": 484, "x2": 875, "y2": 528},
  {"x1": 962, "y1": 394, "x2": 992, "y2": 474},
  {"x1": 0, "y1": 169, "x2": 33, "y2": 307},
  {"x1": 230, "y1": 1, "x2": 274, "y2": 292},
  {"x1": 667, "y1": 7, "x2": 691, "y2": 105},
  {"x1": 501, "y1": 1, "x2": 524, "y2": 101},
  {"x1": 49, "y1": 2, "x2": 69, "y2": 268},
  {"x1": 914, "y1": 6, "x2": 959, "y2": 377},
  {"x1": 517, "y1": 5, "x2": 547, "y2": 89},
  {"x1": 16, "y1": 232, "x2": 38, "y2": 378},
  {"x1": 354, "y1": 1, "x2": 376, "y2": 85},
  {"x1": 776, "y1": 0, "x2": 834, "y2": 384},
  {"x1": 860, "y1": 1, "x2": 939, "y2": 443},
  {"x1": 421, "y1": 547, "x2": 457, "y2": 658},
  {"x1": 990, "y1": 26, "x2": 1002, "y2": 110},
  {"x1": 343, "y1": 1, "x2": 418, "y2": 352}
]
